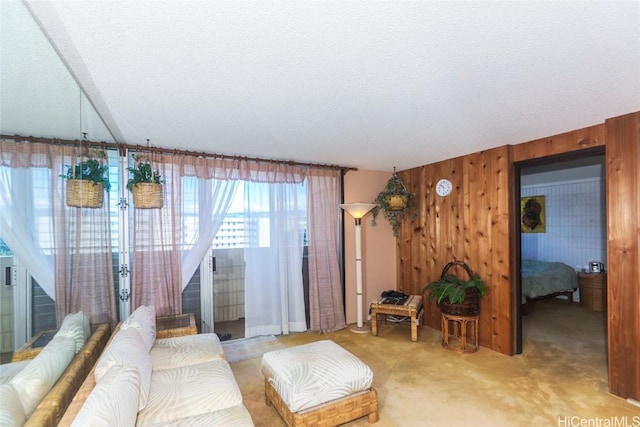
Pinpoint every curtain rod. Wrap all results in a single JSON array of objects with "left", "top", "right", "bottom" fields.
[{"left": 1, "top": 133, "right": 357, "bottom": 172}]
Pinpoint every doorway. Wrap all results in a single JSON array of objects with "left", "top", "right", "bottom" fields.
[{"left": 515, "top": 148, "right": 607, "bottom": 354}]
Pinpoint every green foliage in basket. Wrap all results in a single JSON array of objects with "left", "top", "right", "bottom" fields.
[
  {"left": 126, "top": 154, "right": 164, "bottom": 191},
  {"left": 60, "top": 151, "right": 111, "bottom": 192},
  {"left": 371, "top": 169, "right": 417, "bottom": 237},
  {"left": 422, "top": 272, "right": 487, "bottom": 305}
]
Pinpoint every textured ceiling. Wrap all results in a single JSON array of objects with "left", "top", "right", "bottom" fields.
[{"left": 21, "top": 1, "right": 640, "bottom": 171}]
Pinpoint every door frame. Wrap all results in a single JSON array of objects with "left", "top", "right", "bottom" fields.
[{"left": 513, "top": 146, "right": 605, "bottom": 354}]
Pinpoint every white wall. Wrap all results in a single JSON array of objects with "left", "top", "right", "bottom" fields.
[{"left": 521, "top": 177, "right": 606, "bottom": 274}]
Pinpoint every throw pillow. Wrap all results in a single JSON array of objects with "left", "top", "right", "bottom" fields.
[
  {"left": 121, "top": 305, "right": 156, "bottom": 352},
  {"left": 0, "top": 384, "right": 26, "bottom": 427},
  {"left": 95, "top": 327, "right": 152, "bottom": 411},
  {"left": 9, "top": 335, "right": 76, "bottom": 417},
  {"left": 71, "top": 365, "right": 140, "bottom": 427},
  {"left": 55, "top": 311, "right": 89, "bottom": 352}
]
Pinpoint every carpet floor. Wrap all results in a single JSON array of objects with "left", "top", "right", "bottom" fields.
[{"left": 231, "top": 299, "right": 638, "bottom": 426}]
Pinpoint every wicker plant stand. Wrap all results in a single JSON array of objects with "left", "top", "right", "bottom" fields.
[
  {"left": 441, "top": 313, "right": 479, "bottom": 353},
  {"left": 265, "top": 380, "right": 378, "bottom": 427}
]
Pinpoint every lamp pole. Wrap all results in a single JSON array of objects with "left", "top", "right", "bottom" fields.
[{"left": 339, "top": 203, "right": 377, "bottom": 333}]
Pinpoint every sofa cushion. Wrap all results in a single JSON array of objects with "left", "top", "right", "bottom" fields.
[
  {"left": 136, "top": 359, "right": 243, "bottom": 426},
  {"left": 0, "top": 384, "right": 26, "bottom": 427},
  {"left": 261, "top": 339, "right": 374, "bottom": 412},
  {"left": 55, "top": 311, "right": 90, "bottom": 352},
  {"left": 95, "top": 327, "right": 152, "bottom": 411},
  {"left": 141, "top": 405, "right": 255, "bottom": 427},
  {"left": 70, "top": 365, "right": 140, "bottom": 427},
  {"left": 151, "top": 333, "right": 225, "bottom": 371},
  {"left": 9, "top": 335, "right": 76, "bottom": 417},
  {"left": 121, "top": 305, "right": 156, "bottom": 352},
  {"left": 0, "top": 360, "right": 30, "bottom": 384}
]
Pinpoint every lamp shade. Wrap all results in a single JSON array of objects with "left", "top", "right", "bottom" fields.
[{"left": 339, "top": 203, "right": 377, "bottom": 219}]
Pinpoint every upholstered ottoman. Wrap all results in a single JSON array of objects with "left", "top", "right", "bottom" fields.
[{"left": 261, "top": 340, "right": 378, "bottom": 427}]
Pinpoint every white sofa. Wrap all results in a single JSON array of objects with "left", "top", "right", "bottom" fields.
[
  {"left": 59, "top": 306, "right": 254, "bottom": 426},
  {"left": 0, "top": 312, "right": 111, "bottom": 427}
]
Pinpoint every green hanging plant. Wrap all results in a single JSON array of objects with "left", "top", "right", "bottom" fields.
[
  {"left": 60, "top": 150, "right": 111, "bottom": 192},
  {"left": 371, "top": 168, "right": 417, "bottom": 237},
  {"left": 126, "top": 153, "right": 165, "bottom": 209},
  {"left": 126, "top": 154, "right": 164, "bottom": 191}
]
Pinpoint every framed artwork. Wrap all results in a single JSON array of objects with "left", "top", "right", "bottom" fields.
[{"left": 521, "top": 195, "right": 546, "bottom": 233}]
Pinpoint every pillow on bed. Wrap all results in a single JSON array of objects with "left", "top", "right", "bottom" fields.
[
  {"left": 0, "top": 384, "right": 26, "bottom": 427},
  {"left": 56, "top": 311, "right": 91, "bottom": 352},
  {"left": 121, "top": 305, "right": 156, "bottom": 352},
  {"left": 95, "top": 327, "right": 152, "bottom": 411},
  {"left": 9, "top": 335, "right": 76, "bottom": 417},
  {"left": 71, "top": 365, "right": 140, "bottom": 427}
]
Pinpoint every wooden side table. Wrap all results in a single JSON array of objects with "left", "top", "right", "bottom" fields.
[
  {"left": 370, "top": 295, "right": 423, "bottom": 342},
  {"left": 156, "top": 313, "right": 197, "bottom": 338},
  {"left": 12, "top": 329, "right": 58, "bottom": 362},
  {"left": 577, "top": 272, "right": 606, "bottom": 312}
]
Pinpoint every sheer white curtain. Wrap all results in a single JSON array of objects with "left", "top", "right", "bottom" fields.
[
  {"left": 0, "top": 140, "right": 117, "bottom": 326},
  {"left": 243, "top": 180, "right": 308, "bottom": 338},
  {"left": 0, "top": 144, "right": 55, "bottom": 298},
  {"left": 180, "top": 176, "right": 238, "bottom": 291},
  {"left": 132, "top": 152, "right": 239, "bottom": 315}
]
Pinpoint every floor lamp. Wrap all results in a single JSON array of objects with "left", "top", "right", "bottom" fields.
[{"left": 340, "top": 202, "right": 377, "bottom": 333}]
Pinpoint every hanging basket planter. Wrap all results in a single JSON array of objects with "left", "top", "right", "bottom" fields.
[
  {"left": 371, "top": 167, "right": 417, "bottom": 236},
  {"left": 66, "top": 179, "right": 105, "bottom": 208},
  {"left": 131, "top": 182, "right": 164, "bottom": 209},
  {"left": 61, "top": 153, "right": 110, "bottom": 209},
  {"left": 387, "top": 194, "right": 407, "bottom": 211},
  {"left": 127, "top": 152, "right": 165, "bottom": 209}
]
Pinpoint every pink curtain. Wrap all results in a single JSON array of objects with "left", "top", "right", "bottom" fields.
[
  {"left": 306, "top": 169, "right": 346, "bottom": 333},
  {"left": 0, "top": 140, "right": 117, "bottom": 327},
  {"left": 131, "top": 151, "right": 182, "bottom": 316},
  {"left": 52, "top": 144, "right": 117, "bottom": 327},
  {"left": 131, "top": 153, "right": 310, "bottom": 316},
  {"left": 130, "top": 151, "right": 346, "bottom": 331}
]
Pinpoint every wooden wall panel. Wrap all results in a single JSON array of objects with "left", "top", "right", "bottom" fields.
[
  {"left": 605, "top": 112, "right": 640, "bottom": 400},
  {"left": 464, "top": 151, "right": 493, "bottom": 345},
  {"left": 488, "top": 146, "right": 513, "bottom": 354},
  {"left": 396, "top": 111, "right": 640, "bottom": 398},
  {"left": 398, "top": 149, "right": 513, "bottom": 353},
  {"left": 512, "top": 124, "right": 605, "bottom": 161}
]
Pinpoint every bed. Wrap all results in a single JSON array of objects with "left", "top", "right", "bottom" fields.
[{"left": 521, "top": 259, "right": 578, "bottom": 306}]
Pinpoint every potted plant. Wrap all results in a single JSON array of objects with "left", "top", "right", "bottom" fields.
[
  {"left": 371, "top": 168, "right": 417, "bottom": 237},
  {"left": 422, "top": 261, "right": 487, "bottom": 316},
  {"left": 126, "top": 154, "right": 164, "bottom": 209},
  {"left": 61, "top": 150, "right": 110, "bottom": 208}
]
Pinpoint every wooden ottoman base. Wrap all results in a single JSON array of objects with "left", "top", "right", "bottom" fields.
[{"left": 265, "top": 378, "right": 378, "bottom": 427}]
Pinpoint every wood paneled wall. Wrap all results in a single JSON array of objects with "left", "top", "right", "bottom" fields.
[
  {"left": 397, "top": 147, "right": 514, "bottom": 354},
  {"left": 396, "top": 111, "right": 639, "bottom": 400},
  {"left": 604, "top": 112, "right": 640, "bottom": 400}
]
